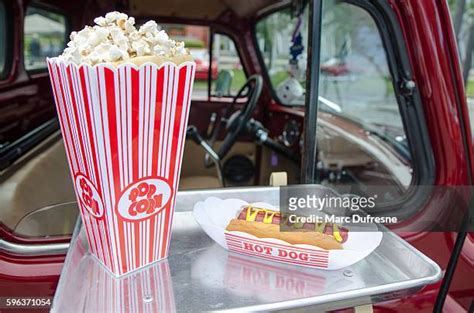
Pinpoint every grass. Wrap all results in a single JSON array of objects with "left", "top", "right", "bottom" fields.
[
  {"left": 194, "top": 69, "right": 249, "bottom": 96},
  {"left": 231, "top": 69, "right": 246, "bottom": 91},
  {"left": 194, "top": 80, "right": 208, "bottom": 91},
  {"left": 466, "top": 80, "right": 474, "bottom": 98},
  {"left": 270, "top": 71, "right": 290, "bottom": 87}
]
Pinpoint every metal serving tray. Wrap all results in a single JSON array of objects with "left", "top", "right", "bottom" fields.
[{"left": 52, "top": 187, "right": 441, "bottom": 312}]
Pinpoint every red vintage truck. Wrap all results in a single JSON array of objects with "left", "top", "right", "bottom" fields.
[{"left": 0, "top": 0, "right": 472, "bottom": 312}]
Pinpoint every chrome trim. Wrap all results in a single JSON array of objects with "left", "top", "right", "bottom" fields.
[{"left": 0, "top": 238, "right": 69, "bottom": 256}]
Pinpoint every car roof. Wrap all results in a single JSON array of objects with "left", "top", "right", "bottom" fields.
[{"left": 129, "top": 0, "right": 281, "bottom": 21}]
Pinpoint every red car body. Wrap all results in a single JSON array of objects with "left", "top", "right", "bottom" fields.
[
  {"left": 194, "top": 57, "right": 218, "bottom": 81},
  {"left": 0, "top": 0, "right": 472, "bottom": 312}
]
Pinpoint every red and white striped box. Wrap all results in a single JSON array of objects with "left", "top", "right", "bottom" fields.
[
  {"left": 225, "top": 233, "right": 330, "bottom": 269},
  {"left": 47, "top": 58, "right": 195, "bottom": 276}
]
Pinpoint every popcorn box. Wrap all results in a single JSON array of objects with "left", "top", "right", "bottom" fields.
[
  {"left": 47, "top": 57, "right": 195, "bottom": 276},
  {"left": 193, "top": 197, "right": 383, "bottom": 270}
]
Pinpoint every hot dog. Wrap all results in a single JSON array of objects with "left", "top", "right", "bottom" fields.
[{"left": 225, "top": 206, "right": 348, "bottom": 250}]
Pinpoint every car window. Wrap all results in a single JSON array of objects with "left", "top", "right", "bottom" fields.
[
  {"left": 160, "top": 24, "right": 210, "bottom": 100},
  {"left": 0, "top": 1, "right": 6, "bottom": 77},
  {"left": 160, "top": 25, "right": 247, "bottom": 100},
  {"left": 210, "top": 33, "right": 247, "bottom": 97},
  {"left": 256, "top": 1, "right": 413, "bottom": 203},
  {"left": 24, "top": 6, "right": 66, "bottom": 71},
  {"left": 256, "top": 7, "right": 309, "bottom": 98}
]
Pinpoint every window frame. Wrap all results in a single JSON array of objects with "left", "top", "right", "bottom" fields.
[
  {"left": 23, "top": 1, "right": 69, "bottom": 74},
  {"left": 253, "top": 0, "right": 435, "bottom": 219},
  {"left": 208, "top": 30, "right": 249, "bottom": 99},
  {"left": 0, "top": 0, "right": 13, "bottom": 80}
]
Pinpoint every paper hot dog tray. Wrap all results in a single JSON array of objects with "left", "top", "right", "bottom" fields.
[{"left": 193, "top": 197, "right": 383, "bottom": 270}]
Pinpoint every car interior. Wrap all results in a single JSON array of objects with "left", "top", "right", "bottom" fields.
[{"left": 0, "top": 0, "right": 413, "bottom": 238}]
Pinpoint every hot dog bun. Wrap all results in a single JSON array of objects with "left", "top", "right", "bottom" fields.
[{"left": 226, "top": 219, "right": 343, "bottom": 250}]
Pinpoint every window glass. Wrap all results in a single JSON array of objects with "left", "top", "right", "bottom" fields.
[
  {"left": 256, "top": 1, "right": 413, "bottom": 203},
  {"left": 447, "top": 1, "right": 474, "bottom": 136},
  {"left": 24, "top": 6, "right": 66, "bottom": 71},
  {"left": 210, "top": 33, "right": 247, "bottom": 97},
  {"left": 256, "top": 8, "right": 308, "bottom": 100},
  {"left": 0, "top": 1, "right": 6, "bottom": 76},
  {"left": 159, "top": 25, "right": 247, "bottom": 99},
  {"left": 161, "top": 24, "right": 210, "bottom": 100}
]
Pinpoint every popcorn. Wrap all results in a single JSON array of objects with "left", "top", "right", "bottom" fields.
[{"left": 59, "top": 11, "right": 189, "bottom": 65}]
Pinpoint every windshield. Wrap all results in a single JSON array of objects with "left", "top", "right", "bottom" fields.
[{"left": 255, "top": 1, "right": 407, "bottom": 148}]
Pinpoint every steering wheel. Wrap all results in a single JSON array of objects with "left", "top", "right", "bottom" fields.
[{"left": 205, "top": 74, "right": 263, "bottom": 167}]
